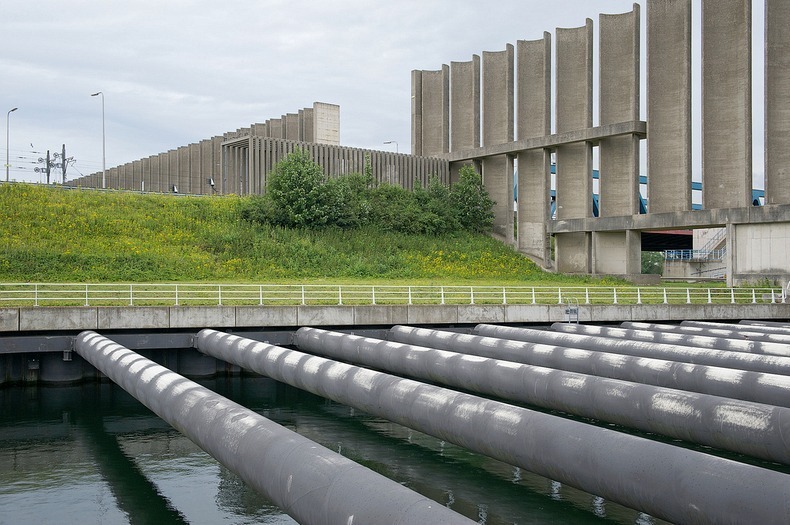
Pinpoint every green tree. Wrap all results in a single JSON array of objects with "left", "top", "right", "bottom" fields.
[
  {"left": 450, "top": 165, "right": 495, "bottom": 233},
  {"left": 266, "top": 148, "right": 332, "bottom": 228}
]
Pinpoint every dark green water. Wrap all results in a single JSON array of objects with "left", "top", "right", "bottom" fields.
[{"left": 0, "top": 377, "right": 659, "bottom": 524}]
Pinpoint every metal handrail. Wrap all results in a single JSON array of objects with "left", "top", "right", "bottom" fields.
[{"left": 0, "top": 283, "right": 785, "bottom": 307}]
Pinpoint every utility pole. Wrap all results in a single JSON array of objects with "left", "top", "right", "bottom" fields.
[{"left": 38, "top": 144, "right": 74, "bottom": 184}]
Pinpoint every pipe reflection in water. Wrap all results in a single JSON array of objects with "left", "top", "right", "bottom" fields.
[{"left": 0, "top": 377, "right": 663, "bottom": 524}]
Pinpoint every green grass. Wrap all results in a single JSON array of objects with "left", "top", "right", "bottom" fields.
[{"left": 0, "top": 184, "right": 623, "bottom": 285}]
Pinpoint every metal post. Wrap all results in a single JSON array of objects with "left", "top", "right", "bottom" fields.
[
  {"left": 6, "top": 107, "right": 18, "bottom": 182},
  {"left": 91, "top": 92, "right": 106, "bottom": 189}
]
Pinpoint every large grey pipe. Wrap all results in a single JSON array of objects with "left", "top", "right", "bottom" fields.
[
  {"left": 684, "top": 320, "right": 790, "bottom": 337},
  {"left": 741, "top": 319, "right": 790, "bottom": 330},
  {"left": 471, "top": 323, "right": 790, "bottom": 376},
  {"left": 195, "top": 328, "right": 790, "bottom": 525},
  {"left": 551, "top": 322, "right": 790, "bottom": 357},
  {"left": 622, "top": 321, "right": 790, "bottom": 346},
  {"left": 74, "top": 331, "right": 475, "bottom": 525},
  {"left": 294, "top": 327, "right": 790, "bottom": 464},
  {"left": 389, "top": 325, "right": 790, "bottom": 408}
]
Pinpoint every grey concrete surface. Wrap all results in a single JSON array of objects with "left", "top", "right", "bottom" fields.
[
  {"left": 647, "top": 0, "right": 692, "bottom": 213},
  {"left": 766, "top": 0, "right": 790, "bottom": 205},
  {"left": 702, "top": 0, "right": 752, "bottom": 210}
]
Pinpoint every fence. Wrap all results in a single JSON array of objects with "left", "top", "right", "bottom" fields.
[{"left": 0, "top": 283, "right": 786, "bottom": 308}]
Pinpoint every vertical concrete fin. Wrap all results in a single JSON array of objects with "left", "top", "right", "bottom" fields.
[
  {"left": 516, "top": 33, "right": 552, "bottom": 266},
  {"left": 482, "top": 45, "right": 515, "bottom": 242},
  {"left": 702, "top": 0, "right": 752, "bottom": 210},
  {"left": 647, "top": 0, "right": 692, "bottom": 213},
  {"left": 412, "top": 67, "right": 449, "bottom": 157},
  {"left": 599, "top": 5, "right": 641, "bottom": 218},
  {"left": 450, "top": 55, "right": 481, "bottom": 152},
  {"left": 765, "top": 0, "right": 790, "bottom": 205}
]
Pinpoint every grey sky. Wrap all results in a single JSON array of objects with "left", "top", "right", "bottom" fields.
[{"left": 1, "top": 1, "right": 765, "bottom": 188}]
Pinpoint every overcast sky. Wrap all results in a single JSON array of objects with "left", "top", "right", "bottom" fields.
[{"left": 1, "top": 1, "right": 766, "bottom": 188}]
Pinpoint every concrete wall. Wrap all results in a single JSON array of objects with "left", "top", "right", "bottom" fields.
[
  {"left": 733, "top": 222, "right": 790, "bottom": 285},
  {"left": 765, "top": 0, "right": 790, "bottom": 205},
  {"left": 482, "top": 45, "right": 515, "bottom": 242},
  {"left": 647, "top": 0, "right": 692, "bottom": 213},
  {"left": 516, "top": 34, "right": 552, "bottom": 267},
  {"left": 701, "top": 0, "right": 752, "bottom": 210}
]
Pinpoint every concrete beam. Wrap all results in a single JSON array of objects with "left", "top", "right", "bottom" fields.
[
  {"left": 445, "top": 121, "right": 646, "bottom": 162},
  {"left": 701, "top": 0, "right": 752, "bottom": 210},
  {"left": 548, "top": 202, "right": 790, "bottom": 233}
]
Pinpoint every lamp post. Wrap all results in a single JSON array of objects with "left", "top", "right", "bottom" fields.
[
  {"left": 383, "top": 140, "right": 398, "bottom": 153},
  {"left": 91, "top": 92, "right": 106, "bottom": 189},
  {"left": 6, "top": 107, "right": 17, "bottom": 183}
]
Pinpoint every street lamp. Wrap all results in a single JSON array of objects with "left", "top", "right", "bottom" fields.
[
  {"left": 6, "top": 107, "right": 17, "bottom": 183},
  {"left": 91, "top": 92, "right": 106, "bottom": 189},
  {"left": 384, "top": 140, "right": 398, "bottom": 153}
]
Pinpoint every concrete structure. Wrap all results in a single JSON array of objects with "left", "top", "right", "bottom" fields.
[
  {"left": 71, "top": 102, "right": 449, "bottom": 196},
  {"left": 516, "top": 34, "right": 552, "bottom": 267},
  {"left": 766, "top": 0, "right": 790, "bottom": 205},
  {"left": 410, "top": 1, "right": 789, "bottom": 286},
  {"left": 482, "top": 45, "right": 515, "bottom": 242},
  {"left": 702, "top": 0, "right": 752, "bottom": 209}
]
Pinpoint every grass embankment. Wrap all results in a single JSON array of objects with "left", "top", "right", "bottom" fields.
[{"left": 0, "top": 184, "right": 625, "bottom": 285}]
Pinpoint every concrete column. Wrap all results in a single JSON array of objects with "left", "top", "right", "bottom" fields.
[
  {"left": 141, "top": 157, "right": 150, "bottom": 192},
  {"left": 516, "top": 33, "right": 552, "bottom": 267},
  {"left": 702, "top": 0, "right": 752, "bottom": 210},
  {"left": 178, "top": 146, "right": 189, "bottom": 194},
  {"left": 189, "top": 143, "right": 201, "bottom": 194},
  {"left": 269, "top": 118, "right": 283, "bottom": 140},
  {"left": 765, "top": 0, "right": 790, "bottom": 205},
  {"left": 596, "top": 6, "right": 642, "bottom": 275},
  {"left": 411, "top": 70, "right": 423, "bottom": 156},
  {"left": 132, "top": 160, "right": 143, "bottom": 192},
  {"left": 284, "top": 113, "right": 300, "bottom": 141},
  {"left": 313, "top": 102, "right": 339, "bottom": 145},
  {"left": 647, "top": 0, "right": 692, "bottom": 213},
  {"left": 200, "top": 139, "right": 214, "bottom": 192},
  {"left": 151, "top": 154, "right": 161, "bottom": 193},
  {"left": 482, "top": 45, "right": 514, "bottom": 242},
  {"left": 412, "top": 66, "right": 449, "bottom": 158},
  {"left": 302, "top": 107, "right": 315, "bottom": 143},
  {"left": 449, "top": 55, "right": 480, "bottom": 183},
  {"left": 555, "top": 20, "right": 593, "bottom": 273}
]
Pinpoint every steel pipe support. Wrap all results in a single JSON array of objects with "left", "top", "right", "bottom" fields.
[
  {"left": 389, "top": 325, "right": 790, "bottom": 408},
  {"left": 197, "top": 328, "right": 790, "bottom": 525},
  {"left": 294, "top": 327, "right": 790, "bottom": 464},
  {"left": 74, "top": 331, "right": 474, "bottom": 525}
]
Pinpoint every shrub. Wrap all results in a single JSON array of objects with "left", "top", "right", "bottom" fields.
[
  {"left": 266, "top": 148, "right": 333, "bottom": 227},
  {"left": 450, "top": 165, "right": 495, "bottom": 233}
]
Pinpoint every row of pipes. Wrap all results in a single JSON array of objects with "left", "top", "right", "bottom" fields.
[{"left": 74, "top": 318, "right": 790, "bottom": 524}]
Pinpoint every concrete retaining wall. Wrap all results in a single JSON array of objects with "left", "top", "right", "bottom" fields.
[{"left": 1, "top": 304, "right": 789, "bottom": 334}]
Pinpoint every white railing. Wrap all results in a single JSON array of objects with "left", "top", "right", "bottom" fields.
[{"left": 0, "top": 283, "right": 786, "bottom": 307}]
